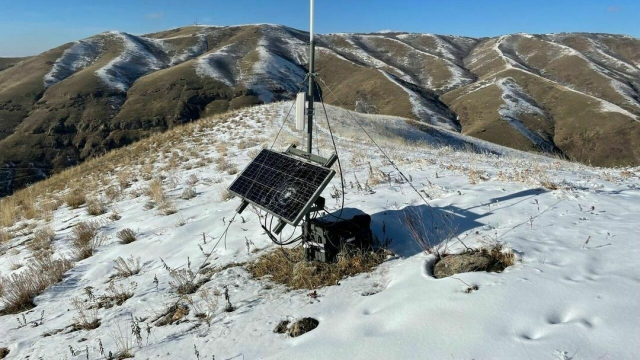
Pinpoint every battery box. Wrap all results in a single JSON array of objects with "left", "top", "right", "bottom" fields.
[{"left": 303, "top": 214, "right": 373, "bottom": 263}]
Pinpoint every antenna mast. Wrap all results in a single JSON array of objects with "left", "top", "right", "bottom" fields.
[
  {"left": 307, "top": 0, "right": 315, "bottom": 155},
  {"left": 303, "top": 0, "right": 316, "bottom": 237}
]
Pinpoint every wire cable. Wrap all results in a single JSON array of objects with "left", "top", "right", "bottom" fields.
[{"left": 315, "top": 79, "right": 346, "bottom": 223}]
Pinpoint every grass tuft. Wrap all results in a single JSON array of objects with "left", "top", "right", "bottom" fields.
[
  {"left": 246, "top": 247, "right": 389, "bottom": 290},
  {"left": 71, "top": 221, "right": 102, "bottom": 259},
  {"left": 0, "top": 254, "right": 73, "bottom": 314},
  {"left": 116, "top": 228, "right": 136, "bottom": 244},
  {"left": 65, "top": 189, "right": 86, "bottom": 209}
]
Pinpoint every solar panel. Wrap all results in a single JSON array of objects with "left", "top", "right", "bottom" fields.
[{"left": 228, "top": 149, "right": 335, "bottom": 225}]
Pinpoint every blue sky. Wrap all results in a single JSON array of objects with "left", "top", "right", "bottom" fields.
[{"left": 1, "top": 0, "right": 638, "bottom": 57}]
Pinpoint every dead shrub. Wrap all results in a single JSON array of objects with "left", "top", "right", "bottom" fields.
[
  {"left": 478, "top": 243, "right": 515, "bottom": 270},
  {"left": 28, "top": 227, "right": 55, "bottom": 254},
  {"left": 86, "top": 197, "right": 106, "bottom": 216},
  {"left": 0, "top": 254, "right": 73, "bottom": 314},
  {"left": 65, "top": 189, "right": 86, "bottom": 209},
  {"left": 186, "top": 174, "right": 198, "bottom": 186},
  {"left": 181, "top": 186, "right": 196, "bottom": 200},
  {"left": 71, "top": 221, "right": 103, "bottom": 259},
  {"left": 403, "top": 207, "right": 451, "bottom": 258},
  {"left": 162, "top": 259, "right": 207, "bottom": 295},
  {"left": 185, "top": 287, "right": 218, "bottom": 327},
  {"left": 215, "top": 158, "right": 238, "bottom": 175},
  {"left": 97, "top": 281, "right": 136, "bottom": 308},
  {"left": 104, "top": 185, "right": 121, "bottom": 203},
  {"left": 71, "top": 297, "right": 100, "bottom": 330},
  {"left": 113, "top": 256, "right": 141, "bottom": 278},
  {"left": 155, "top": 303, "right": 190, "bottom": 326},
  {"left": 158, "top": 201, "right": 177, "bottom": 215},
  {"left": 109, "top": 210, "right": 122, "bottom": 221},
  {"left": 246, "top": 247, "right": 389, "bottom": 290},
  {"left": 0, "top": 230, "right": 12, "bottom": 244},
  {"left": 147, "top": 178, "right": 165, "bottom": 204},
  {"left": 0, "top": 198, "right": 16, "bottom": 228},
  {"left": 540, "top": 178, "right": 560, "bottom": 190},
  {"left": 218, "top": 188, "right": 233, "bottom": 202},
  {"left": 116, "top": 228, "right": 136, "bottom": 244}
]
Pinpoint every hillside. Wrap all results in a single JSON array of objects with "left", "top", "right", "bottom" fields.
[
  {"left": 0, "top": 103, "right": 639, "bottom": 358},
  {"left": 1, "top": 25, "right": 640, "bottom": 196}
]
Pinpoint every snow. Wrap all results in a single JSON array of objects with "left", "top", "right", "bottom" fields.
[
  {"left": 195, "top": 45, "right": 236, "bottom": 87},
  {"left": 379, "top": 70, "right": 460, "bottom": 131},
  {"left": 496, "top": 78, "right": 552, "bottom": 150},
  {"left": 245, "top": 38, "right": 307, "bottom": 102},
  {"left": 2, "top": 102, "right": 639, "bottom": 359},
  {"left": 168, "top": 34, "right": 209, "bottom": 66},
  {"left": 43, "top": 38, "right": 104, "bottom": 87},
  {"left": 95, "top": 32, "right": 167, "bottom": 92}
]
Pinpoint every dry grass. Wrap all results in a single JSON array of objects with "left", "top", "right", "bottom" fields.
[
  {"left": 116, "top": 228, "right": 136, "bottom": 244},
  {"left": 0, "top": 198, "right": 16, "bottom": 228},
  {"left": 28, "top": 226, "right": 55, "bottom": 254},
  {"left": 147, "top": 178, "right": 165, "bottom": 204},
  {"left": 86, "top": 197, "right": 106, "bottom": 216},
  {"left": 180, "top": 186, "right": 196, "bottom": 200},
  {"left": 0, "top": 229, "right": 12, "bottom": 244},
  {"left": 477, "top": 243, "right": 516, "bottom": 271},
  {"left": 98, "top": 281, "right": 136, "bottom": 308},
  {"left": 71, "top": 221, "right": 103, "bottom": 259},
  {"left": 0, "top": 254, "right": 73, "bottom": 314},
  {"left": 218, "top": 188, "right": 233, "bottom": 202},
  {"left": 113, "top": 256, "right": 141, "bottom": 278},
  {"left": 64, "top": 188, "right": 86, "bottom": 209},
  {"left": 246, "top": 247, "right": 389, "bottom": 290},
  {"left": 71, "top": 297, "right": 100, "bottom": 330},
  {"left": 186, "top": 174, "right": 198, "bottom": 186},
  {"left": 215, "top": 157, "right": 238, "bottom": 175},
  {"left": 158, "top": 201, "right": 177, "bottom": 215}
]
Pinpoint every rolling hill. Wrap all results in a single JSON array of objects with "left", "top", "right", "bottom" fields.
[{"left": 1, "top": 25, "right": 639, "bottom": 195}]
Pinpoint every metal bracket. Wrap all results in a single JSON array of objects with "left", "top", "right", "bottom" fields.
[
  {"left": 285, "top": 144, "right": 335, "bottom": 167},
  {"left": 273, "top": 220, "right": 287, "bottom": 235},
  {"left": 309, "top": 196, "right": 325, "bottom": 213},
  {"left": 236, "top": 200, "right": 249, "bottom": 214}
]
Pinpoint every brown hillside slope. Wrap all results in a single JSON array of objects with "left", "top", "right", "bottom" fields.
[{"left": 0, "top": 26, "right": 639, "bottom": 196}]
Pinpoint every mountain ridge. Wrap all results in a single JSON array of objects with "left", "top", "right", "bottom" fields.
[{"left": 1, "top": 24, "right": 639, "bottom": 195}]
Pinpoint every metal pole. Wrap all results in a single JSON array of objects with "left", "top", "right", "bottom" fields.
[
  {"left": 307, "top": 0, "right": 315, "bottom": 155},
  {"left": 304, "top": 0, "right": 315, "bottom": 244}
]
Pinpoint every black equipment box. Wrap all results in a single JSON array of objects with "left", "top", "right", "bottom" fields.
[{"left": 304, "top": 214, "right": 373, "bottom": 263}]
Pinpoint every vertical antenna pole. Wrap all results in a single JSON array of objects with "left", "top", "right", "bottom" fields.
[
  {"left": 304, "top": 0, "right": 316, "bottom": 245},
  {"left": 307, "top": 0, "right": 315, "bottom": 155}
]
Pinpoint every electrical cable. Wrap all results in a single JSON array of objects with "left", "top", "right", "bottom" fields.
[{"left": 315, "top": 79, "right": 346, "bottom": 224}]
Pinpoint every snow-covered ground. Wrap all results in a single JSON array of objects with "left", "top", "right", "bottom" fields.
[{"left": 1, "top": 103, "right": 639, "bottom": 359}]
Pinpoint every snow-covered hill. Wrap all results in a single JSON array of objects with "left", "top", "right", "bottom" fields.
[{"left": 1, "top": 103, "right": 639, "bottom": 359}]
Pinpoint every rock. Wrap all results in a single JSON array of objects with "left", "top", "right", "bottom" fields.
[
  {"left": 273, "top": 320, "right": 290, "bottom": 334},
  {"left": 288, "top": 317, "right": 319, "bottom": 337},
  {"left": 0, "top": 347, "right": 9, "bottom": 359},
  {"left": 433, "top": 252, "right": 491, "bottom": 279}
]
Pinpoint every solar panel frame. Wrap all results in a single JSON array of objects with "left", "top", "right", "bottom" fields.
[{"left": 228, "top": 149, "right": 335, "bottom": 226}]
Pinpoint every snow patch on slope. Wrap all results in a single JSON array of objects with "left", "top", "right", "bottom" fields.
[
  {"left": 379, "top": 70, "right": 459, "bottom": 131},
  {"left": 169, "top": 34, "right": 209, "bottom": 65},
  {"left": 497, "top": 78, "right": 556, "bottom": 151},
  {"left": 245, "top": 39, "right": 307, "bottom": 103},
  {"left": 195, "top": 45, "right": 236, "bottom": 87},
  {"left": 43, "top": 38, "right": 104, "bottom": 87},
  {"left": 95, "top": 32, "right": 168, "bottom": 92}
]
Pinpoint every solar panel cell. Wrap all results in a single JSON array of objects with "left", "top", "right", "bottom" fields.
[{"left": 228, "top": 149, "right": 335, "bottom": 225}]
